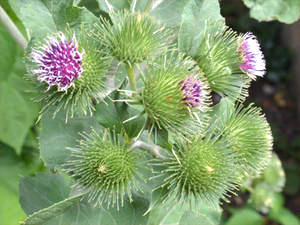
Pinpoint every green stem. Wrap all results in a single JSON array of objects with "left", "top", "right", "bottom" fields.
[
  {"left": 125, "top": 63, "right": 137, "bottom": 92},
  {"left": 0, "top": 6, "right": 27, "bottom": 50}
]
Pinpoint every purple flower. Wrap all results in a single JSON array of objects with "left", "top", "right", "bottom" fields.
[
  {"left": 179, "top": 77, "right": 203, "bottom": 107},
  {"left": 32, "top": 33, "right": 84, "bottom": 92},
  {"left": 239, "top": 32, "right": 266, "bottom": 78}
]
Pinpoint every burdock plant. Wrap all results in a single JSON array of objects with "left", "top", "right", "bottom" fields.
[{"left": 18, "top": 1, "right": 275, "bottom": 224}]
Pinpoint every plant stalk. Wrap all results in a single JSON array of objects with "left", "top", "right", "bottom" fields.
[
  {"left": 0, "top": 6, "right": 27, "bottom": 50},
  {"left": 125, "top": 63, "right": 137, "bottom": 92},
  {"left": 131, "top": 140, "right": 166, "bottom": 159}
]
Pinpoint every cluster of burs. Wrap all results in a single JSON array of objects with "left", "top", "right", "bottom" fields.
[{"left": 28, "top": 9, "right": 272, "bottom": 211}]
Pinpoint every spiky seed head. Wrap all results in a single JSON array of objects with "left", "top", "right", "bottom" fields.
[
  {"left": 196, "top": 23, "right": 250, "bottom": 101},
  {"left": 94, "top": 9, "right": 171, "bottom": 65},
  {"left": 31, "top": 33, "right": 84, "bottom": 91},
  {"left": 140, "top": 52, "right": 211, "bottom": 136},
  {"left": 223, "top": 105, "right": 273, "bottom": 175},
  {"left": 29, "top": 27, "right": 112, "bottom": 119},
  {"left": 64, "top": 129, "right": 140, "bottom": 210},
  {"left": 153, "top": 137, "right": 238, "bottom": 209},
  {"left": 239, "top": 32, "right": 266, "bottom": 79}
]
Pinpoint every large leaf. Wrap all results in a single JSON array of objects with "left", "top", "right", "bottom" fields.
[
  {"left": 19, "top": 173, "right": 71, "bottom": 216},
  {"left": 0, "top": 143, "right": 36, "bottom": 225},
  {"left": 8, "top": 0, "right": 99, "bottom": 39},
  {"left": 40, "top": 107, "right": 102, "bottom": 169},
  {"left": 20, "top": 173, "right": 150, "bottom": 225},
  {"left": 0, "top": 24, "right": 40, "bottom": 153},
  {"left": 145, "top": 187, "right": 222, "bottom": 225},
  {"left": 242, "top": 0, "right": 300, "bottom": 24},
  {"left": 97, "top": 0, "right": 152, "bottom": 13},
  {"left": 178, "top": 0, "right": 224, "bottom": 56},
  {"left": 225, "top": 208, "right": 264, "bottom": 225}
]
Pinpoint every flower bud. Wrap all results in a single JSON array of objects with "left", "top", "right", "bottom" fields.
[
  {"left": 64, "top": 129, "right": 140, "bottom": 210},
  {"left": 196, "top": 23, "right": 250, "bottom": 101},
  {"left": 153, "top": 137, "right": 237, "bottom": 208},
  {"left": 223, "top": 105, "right": 273, "bottom": 175},
  {"left": 94, "top": 10, "right": 171, "bottom": 65},
  {"left": 140, "top": 52, "right": 211, "bottom": 136}
]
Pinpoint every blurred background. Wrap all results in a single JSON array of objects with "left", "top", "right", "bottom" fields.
[
  {"left": 221, "top": 0, "right": 300, "bottom": 224},
  {"left": 0, "top": 0, "right": 299, "bottom": 224}
]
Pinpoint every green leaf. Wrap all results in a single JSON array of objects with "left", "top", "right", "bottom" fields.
[
  {"left": 0, "top": 143, "right": 34, "bottom": 225},
  {"left": 0, "top": 23, "right": 39, "bottom": 154},
  {"left": 20, "top": 173, "right": 149, "bottom": 225},
  {"left": 97, "top": 0, "right": 149, "bottom": 13},
  {"left": 178, "top": 0, "right": 224, "bottom": 56},
  {"left": 180, "top": 207, "right": 222, "bottom": 225},
  {"left": 242, "top": 0, "right": 300, "bottom": 24},
  {"left": 225, "top": 208, "right": 264, "bottom": 225},
  {"left": 146, "top": 187, "right": 222, "bottom": 225},
  {"left": 147, "top": 203, "right": 185, "bottom": 225},
  {"left": 0, "top": 68, "right": 40, "bottom": 153},
  {"left": 20, "top": 173, "right": 71, "bottom": 216},
  {"left": 9, "top": 0, "right": 98, "bottom": 39},
  {"left": 95, "top": 92, "right": 145, "bottom": 138},
  {"left": 40, "top": 107, "right": 102, "bottom": 169},
  {"left": 270, "top": 208, "right": 300, "bottom": 225},
  {"left": 24, "top": 193, "right": 84, "bottom": 225},
  {"left": 149, "top": 0, "right": 190, "bottom": 27},
  {"left": 98, "top": 0, "right": 131, "bottom": 12}
]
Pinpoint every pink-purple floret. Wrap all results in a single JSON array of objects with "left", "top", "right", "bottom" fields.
[
  {"left": 32, "top": 33, "right": 84, "bottom": 92},
  {"left": 239, "top": 32, "right": 266, "bottom": 78},
  {"left": 179, "top": 77, "right": 203, "bottom": 107}
]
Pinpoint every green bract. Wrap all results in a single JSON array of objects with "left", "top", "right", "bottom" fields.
[
  {"left": 93, "top": 9, "right": 171, "bottom": 65},
  {"left": 139, "top": 51, "right": 211, "bottom": 137},
  {"left": 196, "top": 23, "right": 250, "bottom": 101},
  {"left": 64, "top": 129, "right": 140, "bottom": 210}
]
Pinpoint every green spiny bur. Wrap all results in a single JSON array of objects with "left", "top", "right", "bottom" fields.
[
  {"left": 93, "top": 9, "right": 172, "bottom": 65},
  {"left": 152, "top": 136, "right": 238, "bottom": 209},
  {"left": 64, "top": 129, "right": 140, "bottom": 210},
  {"left": 223, "top": 104, "right": 273, "bottom": 175},
  {"left": 196, "top": 22, "right": 250, "bottom": 101},
  {"left": 140, "top": 51, "right": 212, "bottom": 137}
]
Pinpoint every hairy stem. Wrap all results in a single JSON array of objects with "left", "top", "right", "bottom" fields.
[
  {"left": 0, "top": 6, "right": 27, "bottom": 50},
  {"left": 130, "top": 140, "right": 166, "bottom": 159},
  {"left": 125, "top": 63, "right": 137, "bottom": 92}
]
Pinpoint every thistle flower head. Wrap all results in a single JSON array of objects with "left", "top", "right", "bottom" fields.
[
  {"left": 179, "top": 77, "right": 204, "bottom": 107},
  {"left": 28, "top": 27, "right": 112, "bottom": 119},
  {"left": 196, "top": 23, "right": 250, "bottom": 101},
  {"left": 152, "top": 137, "right": 237, "bottom": 209},
  {"left": 32, "top": 33, "right": 84, "bottom": 92},
  {"left": 239, "top": 32, "right": 266, "bottom": 79},
  {"left": 64, "top": 129, "right": 140, "bottom": 210},
  {"left": 140, "top": 52, "right": 211, "bottom": 137}
]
